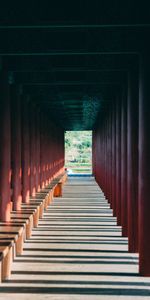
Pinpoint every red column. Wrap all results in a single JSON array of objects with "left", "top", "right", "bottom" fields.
[
  {"left": 61, "top": 129, "right": 65, "bottom": 173},
  {"left": 115, "top": 97, "right": 121, "bottom": 225},
  {"left": 48, "top": 121, "right": 52, "bottom": 183},
  {"left": 102, "top": 125, "right": 105, "bottom": 192},
  {"left": 127, "top": 70, "right": 139, "bottom": 252},
  {"left": 104, "top": 121, "right": 107, "bottom": 196},
  {"left": 22, "top": 96, "right": 30, "bottom": 203},
  {"left": 53, "top": 127, "right": 56, "bottom": 179},
  {"left": 36, "top": 109, "right": 41, "bottom": 192},
  {"left": 107, "top": 117, "right": 111, "bottom": 202},
  {"left": 139, "top": 53, "right": 150, "bottom": 276},
  {"left": 50, "top": 124, "right": 54, "bottom": 181},
  {"left": 45, "top": 117, "right": 49, "bottom": 186},
  {"left": 92, "top": 131, "right": 95, "bottom": 176},
  {"left": 30, "top": 105, "right": 36, "bottom": 197},
  {"left": 108, "top": 110, "right": 112, "bottom": 205},
  {"left": 40, "top": 112, "right": 46, "bottom": 189},
  {"left": 121, "top": 88, "right": 128, "bottom": 236},
  {"left": 104, "top": 120, "right": 108, "bottom": 199},
  {"left": 112, "top": 102, "right": 116, "bottom": 215},
  {"left": 11, "top": 85, "right": 22, "bottom": 210},
  {"left": 0, "top": 70, "right": 11, "bottom": 221}
]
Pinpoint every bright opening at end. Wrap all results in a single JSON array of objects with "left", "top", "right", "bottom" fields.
[{"left": 65, "top": 131, "right": 92, "bottom": 175}]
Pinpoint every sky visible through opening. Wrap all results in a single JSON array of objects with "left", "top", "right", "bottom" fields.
[{"left": 65, "top": 131, "right": 92, "bottom": 174}]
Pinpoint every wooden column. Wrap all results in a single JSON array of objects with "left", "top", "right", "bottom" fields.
[
  {"left": 45, "top": 117, "right": 49, "bottom": 186},
  {"left": 121, "top": 88, "right": 128, "bottom": 236},
  {"left": 40, "top": 113, "right": 46, "bottom": 189},
  {"left": 101, "top": 125, "right": 105, "bottom": 191},
  {"left": 92, "top": 131, "right": 95, "bottom": 176},
  {"left": 22, "top": 96, "right": 30, "bottom": 203},
  {"left": 104, "top": 121, "right": 107, "bottom": 196},
  {"left": 115, "top": 97, "right": 121, "bottom": 225},
  {"left": 107, "top": 117, "right": 110, "bottom": 200},
  {"left": 108, "top": 110, "right": 112, "bottom": 205},
  {"left": 48, "top": 121, "right": 52, "bottom": 183},
  {"left": 104, "top": 119, "right": 108, "bottom": 200},
  {"left": 127, "top": 70, "right": 139, "bottom": 253},
  {"left": 139, "top": 53, "right": 150, "bottom": 275},
  {"left": 36, "top": 109, "right": 41, "bottom": 192},
  {"left": 30, "top": 105, "right": 36, "bottom": 197},
  {"left": 111, "top": 102, "right": 116, "bottom": 215},
  {"left": 0, "top": 70, "right": 11, "bottom": 221},
  {"left": 11, "top": 85, "right": 22, "bottom": 211}
]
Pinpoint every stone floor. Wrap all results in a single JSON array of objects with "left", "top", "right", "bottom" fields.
[{"left": 0, "top": 176, "right": 150, "bottom": 299}]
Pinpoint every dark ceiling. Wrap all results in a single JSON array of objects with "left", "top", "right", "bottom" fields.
[{"left": 0, "top": 2, "right": 149, "bottom": 130}]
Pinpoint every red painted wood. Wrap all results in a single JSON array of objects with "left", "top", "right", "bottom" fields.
[
  {"left": 121, "top": 88, "right": 128, "bottom": 237},
  {"left": 105, "top": 113, "right": 111, "bottom": 203},
  {"left": 104, "top": 121, "right": 108, "bottom": 199},
  {"left": 11, "top": 85, "right": 22, "bottom": 211},
  {"left": 40, "top": 113, "right": 46, "bottom": 188},
  {"left": 92, "top": 131, "right": 96, "bottom": 176},
  {"left": 22, "top": 96, "right": 30, "bottom": 203},
  {"left": 127, "top": 70, "right": 139, "bottom": 253},
  {"left": 108, "top": 109, "right": 113, "bottom": 205},
  {"left": 107, "top": 117, "right": 111, "bottom": 202},
  {"left": 139, "top": 53, "right": 150, "bottom": 276},
  {"left": 36, "top": 110, "right": 41, "bottom": 192},
  {"left": 111, "top": 103, "right": 116, "bottom": 215},
  {"left": 115, "top": 98, "right": 121, "bottom": 226},
  {"left": 30, "top": 105, "right": 36, "bottom": 197},
  {"left": 109, "top": 110, "right": 113, "bottom": 206},
  {"left": 0, "top": 70, "right": 11, "bottom": 221},
  {"left": 45, "top": 117, "right": 49, "bottom": 186}
]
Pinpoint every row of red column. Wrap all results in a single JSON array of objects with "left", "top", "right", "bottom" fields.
[
  {"left": 93, "top": 53, "right": 150, "bottom": 276},
  {"left": 0, "top": 69, "right": 65, "bottom": 223}
]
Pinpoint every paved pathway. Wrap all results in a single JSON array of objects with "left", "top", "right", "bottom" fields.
[{"left": 0, "top": 176, "right": 150, "bottom": 299}]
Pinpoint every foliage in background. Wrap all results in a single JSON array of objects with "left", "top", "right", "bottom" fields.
[{"left": 65, "top": 131, "right": 92, "bottom": 173}]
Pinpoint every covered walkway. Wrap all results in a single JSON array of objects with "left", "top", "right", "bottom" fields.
[
  {"left": 0, "top": 2, "right": 150, "bottom": 298},
  {"left": 1, "top": 177, "right": 150, "bottom": 299}
]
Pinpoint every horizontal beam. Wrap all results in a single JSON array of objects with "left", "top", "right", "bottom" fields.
[
  {"left": 0, "top": 24, "right": 150, "bottom": 29},
  {"left": 4, "top": 54, "right": 138, "bottom": 72},
  {"left": 0, "top": 51, "right": 137, "bottom": 56},
  {"left": 24, "top": 84, "right": 118, "bottom": 96},
  {"left": 13, "top": 68, "right": 127, "bottom": 73},
  {"left": 41, "top": 101, "right": 84, "bottom": 106},
  {"left": 34, "top": 96, "right": 107, "bottom": 104},
  {"left": 23, "top": 81, "right": 120, "bottom": 86},
  {"left": 0, "top": 26, "right": 148, "bottom": 55},
  {"left": 15, "top": 72, "right": 126, "bottom": 85}
]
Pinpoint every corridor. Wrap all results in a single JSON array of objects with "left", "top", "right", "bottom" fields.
[{"left": 0, "top": 177, "right": 150, "bottom": 299}]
